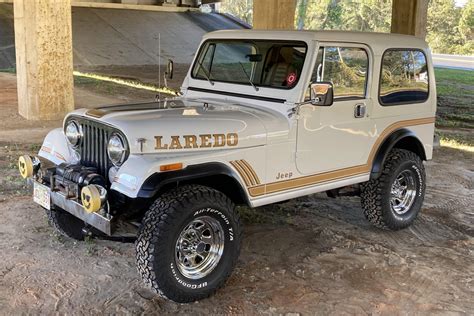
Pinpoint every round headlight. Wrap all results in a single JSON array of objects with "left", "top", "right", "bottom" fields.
[
  {"left": 65, "top": 121, "right": 81, "bottom": 147},
  {"left": 107, "top": 134, "right": 128, "bottom": 167}
]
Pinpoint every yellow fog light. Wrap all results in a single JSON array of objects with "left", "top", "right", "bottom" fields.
[
  {"left": 18, "top": 155, "right": 34, "bottom": 179},
  {"left": 81, "top": 185, "right": 106, "bottom": 213}
]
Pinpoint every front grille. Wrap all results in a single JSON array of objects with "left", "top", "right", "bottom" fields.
[{"left": 78, "top": 120, "right": 112, "bottom": 178}]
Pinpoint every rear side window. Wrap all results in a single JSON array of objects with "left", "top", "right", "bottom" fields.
[{"left": 379, "top": 49, "right": 429, "bottom": 105}]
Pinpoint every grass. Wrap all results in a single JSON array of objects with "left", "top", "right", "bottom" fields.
[
  {"left": 434, "top": 67, "right": 474, "bottom": 86},
  {"left": 0, "top": 67, "right": 15, "bottom": 74},
  {"left": 434, "top": 68, "right": 474, "bottom": 130},
  {"left": 434, "top": 68, "right": 473, "bottom": 150},
  {"left": 0, "top": 142, "right": 37, "bottom": 198},
  {"left": 84, "top": 236, "right": 97, "bottom": 256}
]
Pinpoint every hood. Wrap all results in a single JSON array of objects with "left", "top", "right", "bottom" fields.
[{"left": 69, "top": 98, "right": 289, "bottom": 154}]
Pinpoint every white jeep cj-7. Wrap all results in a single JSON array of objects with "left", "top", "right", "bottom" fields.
[{"left": 19, "top": 30, "right": 436, "bottom": 302}]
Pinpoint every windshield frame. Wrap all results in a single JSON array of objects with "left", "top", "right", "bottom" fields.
[{"left": 190, "top": 39, "right": 309, "bottom": 91}]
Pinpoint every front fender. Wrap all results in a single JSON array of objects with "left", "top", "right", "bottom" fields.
[
  {"left": 110, "top": 155, "right": 249, "bottom": 203},
  {"left": 110, "top": 154, "right": 161, "bottom": 198},
  {"left": 137, "top": 162, "right": 247, "bottom": 200},
  {"left": 38, "top": 128, "right": 80, "bottom": 165}
]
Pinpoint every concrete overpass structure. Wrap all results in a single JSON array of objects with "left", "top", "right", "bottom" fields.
[{"left": 6, "top": 0, "right": 429, "bottom": 120}]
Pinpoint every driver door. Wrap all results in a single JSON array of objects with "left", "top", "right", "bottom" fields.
[{"left": 296, "top": 43, "right": 375, "bottom": 175}]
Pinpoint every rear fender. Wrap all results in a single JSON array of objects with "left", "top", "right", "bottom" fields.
[{"left": 371, "top": 128, "right": 426, "bottom": 179}]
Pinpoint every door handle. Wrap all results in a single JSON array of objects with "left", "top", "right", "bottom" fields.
[{"left": 354, "top": 104, "right": 366, "bottom": 118}]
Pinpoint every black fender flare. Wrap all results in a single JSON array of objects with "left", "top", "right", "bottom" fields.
[
  {"left": 370, "top": 128, "right": 426, "bottom": 179},
  {"left": 137, "top": 162, "right": 251, "bottom": 205}
]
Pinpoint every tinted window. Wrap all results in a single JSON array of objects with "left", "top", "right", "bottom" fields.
[
  {"left": 310, "top": 46, "right": 368, "bottom": 99},
  {"left": 379, "top": 49, "right": 429, "bottom": 105},
  {"left": 192, "top": 40, "right": 307, "bottom": 89}
]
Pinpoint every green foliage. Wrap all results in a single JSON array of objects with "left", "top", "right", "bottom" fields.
[
  {"left": 459, "top": 0, "right": 474, "bottom": 40},
  {"left": 457, "top": 0, "right": 474, "bottom": 54},
  {"left": 427, "top": 0, "right": 467, "bottom": 54},
  {"left": 219, "top": 0, "right": 253, "bottom": 24}
]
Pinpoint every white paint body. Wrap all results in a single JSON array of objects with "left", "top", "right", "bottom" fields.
[{"left": 40, "top": 30, "right": 437, "bottom": 207}]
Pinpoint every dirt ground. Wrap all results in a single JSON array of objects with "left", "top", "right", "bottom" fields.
[{"left": 0, "top": 72, "right": 473, "bottom": 315}]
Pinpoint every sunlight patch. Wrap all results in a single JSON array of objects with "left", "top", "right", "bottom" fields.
[
  {"left": 440, "top": 138, "right": 474, "bottom": 152},
  {"left": 73, "top": 71, "right": 176, "bottom": 95}
]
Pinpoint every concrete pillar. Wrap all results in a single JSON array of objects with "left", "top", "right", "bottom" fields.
[
  {"left": 253, "top": 0, "right": 297, "bottom": 30},
  {"left": 14, "top": 0, "right": 74, "bottom": 120},
  {"left": 391, "top": 0, "right": 429, "bottom": 38}
]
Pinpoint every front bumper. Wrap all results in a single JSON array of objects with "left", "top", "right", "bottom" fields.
[
  {"left": 29, "top": 178, "right": 113, "bottom": 235},
  {"left": 21, "top": 152, "right": 115, "bottom": 235}
]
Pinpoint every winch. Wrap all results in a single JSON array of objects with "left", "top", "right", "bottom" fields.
[{"left": 55, "top": 163, "right": 106, "bottom": 188}]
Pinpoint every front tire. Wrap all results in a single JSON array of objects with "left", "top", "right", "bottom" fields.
[
  {"left": 361, "top": 149, "right": 426, "bottom": 230},
  {"left": 46, "top": 207, "right": 86, "bottom": 240},
  {"left": 135, "top": 185, "right": 242, "bottom": 303}
]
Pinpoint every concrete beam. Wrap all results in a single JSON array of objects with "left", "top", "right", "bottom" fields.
[
  {"left": 391, "top": 0, "right": 429, "bottom": 38},
  {"left": 14, "top": 0, "right": 74, "bottom": 120},
  {"left": 0, "top": 0, "right": 201, "bottom": 11},
  {"left": 72, "top": 2, "right": 198, "bottom": 12},
  {"left": 253, "top": 0, "right": 296, "bottom": 30}
]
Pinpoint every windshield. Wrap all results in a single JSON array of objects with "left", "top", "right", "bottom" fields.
[{"left": 191, "top": 40, "right": 307, "bottom": 89}]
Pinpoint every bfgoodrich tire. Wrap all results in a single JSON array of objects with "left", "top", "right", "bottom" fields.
[
  {"left": 361, "top": 149, "right": 426, "bottom": 230},
  {"left": 46, "top": 207, "right": 86, "bottom": 240},
  {"left": 135, "top": 185, "right": 242, "bottom": 303}
]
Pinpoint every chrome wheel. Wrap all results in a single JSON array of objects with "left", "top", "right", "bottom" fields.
[
  {"left": 175, "top": 215, "right": 224, "bottom": 279},
  {"left": 390, "top": 170, "right": 417, "bottom": 215}
]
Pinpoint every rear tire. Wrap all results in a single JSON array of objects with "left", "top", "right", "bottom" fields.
[
  {"left": 135, "top": 185, "right": 242, "bottom": 303},
  {"left": 361, "top": 149, "right": 426, "bottom": 230},
  {"left": 46, "top": 208, "right": 86, "bottom": 240}
]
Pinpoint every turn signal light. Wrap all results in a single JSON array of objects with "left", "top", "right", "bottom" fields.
[{"left": 160, "top": 163, "right": 183, "bottom": 172}]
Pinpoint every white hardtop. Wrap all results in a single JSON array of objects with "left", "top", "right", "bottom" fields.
[
  {"left": 203, "top": 30, "right": 430, "bottom": 54},
  {"left": 184, "top": 29, "right": 432, "bottom": 116}
]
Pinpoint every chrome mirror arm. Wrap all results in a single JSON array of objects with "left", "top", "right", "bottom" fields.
[{"left": 286, "top": 100, "right": 312, "bottom": 118}]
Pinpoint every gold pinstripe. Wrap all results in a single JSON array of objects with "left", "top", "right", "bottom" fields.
[
  {"left": 230, "top": 161, "right": 252, "bottom": 187},
  {"left": 240, "top": 159, "right": 261, "bottom": 185},
  {"left": 247, "top": 117, "right": 435, "bottom": 197},
  {"left": 230, "top": 160, "right": 261, "bottom": 187},
  {"left": 237, "top": 160, "right": 256, "bottom": 185}
]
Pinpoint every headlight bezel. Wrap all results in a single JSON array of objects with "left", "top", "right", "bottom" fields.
[
  {"left": 107, "top": 132, "right": 129, "bottom": 167},
  {"left": 65, "top": 120, "right": 82, "bottom": 147}
]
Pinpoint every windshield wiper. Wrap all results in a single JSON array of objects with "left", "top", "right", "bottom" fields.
[
  {"left": 239, "top": 62, "right": 259, "bottom": 92},
  {"left": 197, "top": 61, "right": 214, "bottom": 86}
]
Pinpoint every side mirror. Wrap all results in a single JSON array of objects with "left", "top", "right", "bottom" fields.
[
  {"left": 165, "top": 59, "right": 174, "bottom": 80},
  {"left": 310, "top": 82, "right": 334, "bottom": 106}
]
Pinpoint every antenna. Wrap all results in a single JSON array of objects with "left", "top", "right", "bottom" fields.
[{"left": 157, "top": 33, "right": 161, "bottom": 101}]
